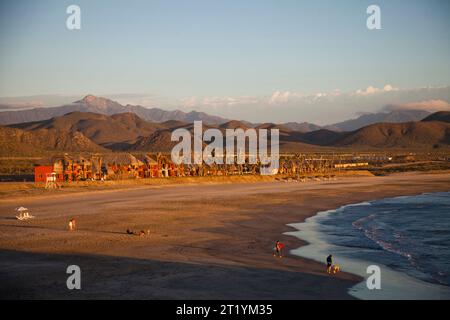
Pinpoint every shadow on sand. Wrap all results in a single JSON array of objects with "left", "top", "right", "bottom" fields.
[{"left": 0, "top": 249, "right": 356, "bottom": 300}]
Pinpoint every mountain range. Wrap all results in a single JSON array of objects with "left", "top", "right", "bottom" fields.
[
  {"left": 328, "top": 109, "right": 432, "bottom": 131},
  {"left": 2, "top": 109, "right": 449, "bottom": 156},
  {"left": 0, "top": 95, "right": 434, "bottom": 132},
  {"left": 0, "top": 95, "right": 230, "bottom": 126}
]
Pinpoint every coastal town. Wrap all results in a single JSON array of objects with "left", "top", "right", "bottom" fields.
[
  {"left": 26, "top": 150, "right": 450, "bottom": 189},
  {"left": 31, "top": 152, "right": 400, "bottom": 185}
]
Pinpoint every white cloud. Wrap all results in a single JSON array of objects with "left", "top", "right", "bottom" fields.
[
  {"left": 182, "top": 96, "right": 259, "bottom": 109},
  {"left": 175, "top": 85, "right": 450, "bottom": 124},
  {"left": 385, "top": 99, "right": 450, "bottom": 112},
  {"left": 181, "top": 96, "right": 198, "bottom": 108},
  {"left": 383, "top": 84, "right": 396, "bottom": 92},
  {"left": 355, "top": 84, "right": 398, "bottom": 96},
  {"left": 269, "top": 91, "right": 289, "bottom": 104}
]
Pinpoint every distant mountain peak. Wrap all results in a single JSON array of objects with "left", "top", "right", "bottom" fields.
[
  {"left": 75, "top": 95, "right": 119, "bottom": 109},
  {"left": 77, "top": 94, "right": 99, "bottom": 103},
  {"left": 329, "top": 109, "right": 432, "bottom": 131}
]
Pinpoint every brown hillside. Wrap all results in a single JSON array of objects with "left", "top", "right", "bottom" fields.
[
  {"left": 10, "top": 111, "right": 161, "bottom": 148},
  {"left": 422, "top": 111, "right": 450, "bottom": 123},
  {"left": 333, "top": 122, "right": 450, "bottom": 148},
  {"left": 0, "top": 126, "right": 106, "bottom": 156},
  {"left": 219, "top": 120, "right": 251, "bottom": 130}
]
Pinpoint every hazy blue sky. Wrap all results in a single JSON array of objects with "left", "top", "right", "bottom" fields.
[{"left": 0, "top": 0, "right": 449, "bottom": 123}]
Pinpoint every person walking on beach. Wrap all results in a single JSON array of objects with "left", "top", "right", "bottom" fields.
[
  {"left": 273, "top": 240, "right": 285, "bottom": 258},
  {"left": 326, "top": 254, "right": 333, "bottom": 273}
]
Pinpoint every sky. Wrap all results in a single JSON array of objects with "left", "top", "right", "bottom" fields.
[{"left": 0, "top": 0, "right": 449, "bottom": 123}]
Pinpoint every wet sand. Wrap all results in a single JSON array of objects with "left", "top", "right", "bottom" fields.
[{"left": 0, "top": 172, "right": 449, "bottom": 299}]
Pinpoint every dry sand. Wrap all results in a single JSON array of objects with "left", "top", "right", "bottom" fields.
[{"left": 0, "top": 172, "right": 449, "bottom": 299}]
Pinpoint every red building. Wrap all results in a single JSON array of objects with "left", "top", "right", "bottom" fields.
[{"left": 34, "top": 166, "right": 64, "bottom": 183}]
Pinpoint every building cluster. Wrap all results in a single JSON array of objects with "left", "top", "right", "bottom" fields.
[
  {"left": 34, "top": 153, "right": 368, "bottom": 184},
  {"left": 34, "top": 153, "right": 270, "bottom": 183}
]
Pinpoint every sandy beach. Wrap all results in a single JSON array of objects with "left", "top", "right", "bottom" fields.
[{"left": 0, "top": 171, "right": 449, "bottom": 299}]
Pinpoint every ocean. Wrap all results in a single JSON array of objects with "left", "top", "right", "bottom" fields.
[{"left": 286, "top": 191, "right": 450, "bottom": 299}]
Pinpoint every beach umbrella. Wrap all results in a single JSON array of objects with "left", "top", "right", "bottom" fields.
[{"left": 15, "top": 207, "right": 28, "bottom": 212}]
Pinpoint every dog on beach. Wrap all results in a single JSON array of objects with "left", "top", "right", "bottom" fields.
[{"left": 330, "top": 265, "right": 340, "bottom": 274}]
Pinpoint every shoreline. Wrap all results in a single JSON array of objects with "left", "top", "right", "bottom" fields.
[
  {"left": 0, "top": 170, "right": 376, "bottom": 203},
  {"left": 285, "top": 193, "right": 450, "bottom": 300},
  {"left": 0, "top": 172, "right": 449, "bottom": 299}
]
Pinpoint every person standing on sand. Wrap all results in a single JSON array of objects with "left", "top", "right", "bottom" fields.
[
  {"left": 68, "top": 218, "right": 76, "bottom": 231},
  {"left": 326, "top": 255, "right": 333, "bottom": 273},
  {"left": 273, "top": 241, "right": 280, "bottom": 257}
]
